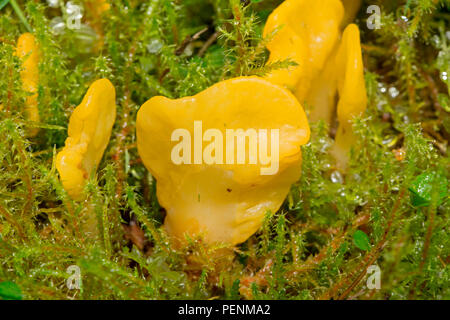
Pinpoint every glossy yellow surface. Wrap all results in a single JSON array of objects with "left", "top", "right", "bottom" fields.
[
  {"left": 16, "top": 33, "right": 40, "bottom": 136},
  {"left": 263, "top": 0, "right": 344, "bottom": 98},
  {"left": 330, "top": 24, "right": 367, "bottom": 169},
  {"left": 137, "top": 77, "right": 310, "bottom": 245},
  {"left": 307, "top": 24, "right": 367, "bottom": 169},
  {"left": 264, "top": 1, "right": 367, "bottom": 170},
  {"left": 56, "top": 79, "right": 116, "bottom": 200}
]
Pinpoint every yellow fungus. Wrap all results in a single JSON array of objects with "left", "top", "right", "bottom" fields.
[
  {"left": 56, "top": 79, "right": 116, "bottom": 200},
  {"left": 329, "top": 24, "right": 367, "bottom": 169},
  {"left": 264, "top": 1, "right": 367, "bottom": 170},
  {"left": 16, "top": 33, "right": 40, "bottom": 136},
  {"left": 263, "top": 0, "right": 344, "bottom": 97},
  {"left": 136, "top": 77, "right": 310, "bottom": 245}
]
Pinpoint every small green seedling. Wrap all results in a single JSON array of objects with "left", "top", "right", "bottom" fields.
[{"left": 408, "top": 172, "right": 448, "bottom": 207}]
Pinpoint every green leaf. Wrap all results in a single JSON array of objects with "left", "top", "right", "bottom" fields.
[
  {"left": 0, "top": 281, "right": 23, "bottom": 300},
  {"left": 408, "top": 171, "right": 448, "bottom": 207},
  {"left": 353, "top": 230, "right": 371, "bottom": 251}
]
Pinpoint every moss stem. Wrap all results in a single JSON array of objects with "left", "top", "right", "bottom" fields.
[{"left": 10, "top": 0, "right": 32, "bottom": 33}]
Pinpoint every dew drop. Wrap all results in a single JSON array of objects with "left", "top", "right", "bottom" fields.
[
  {"left": 47, "top": 0, "right": 59, "bottom": 8},
  {"left": 331, "top": 171, "right": 343, "bottom": 184},
  {"left": 402, "top": 115, "right": 410, "bottom": 124},
  {"left": 50, "top": 16, "right": 66, "bottom": 35},
  {"left": 66, "top": 1, "right": 83, "bottom": 19},
  {"left": 147, "top": 39, "right": 163, "bottom": 54},
  {"left": 382, "top": 136, "right": 394, "bottom": 145},
  {"left": 432, "top": 35, "right": 441, "bottom": 47},
  {"left": 388, "top": 87, "right": 399, "bottom": 98}
]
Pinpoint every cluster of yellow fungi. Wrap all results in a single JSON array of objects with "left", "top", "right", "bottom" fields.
[
  {"left": 12, "top": 0, "right": 366, "bottom": 247},
  {"left": 264, "top": 0, "right": 367, "bottom": 170}
]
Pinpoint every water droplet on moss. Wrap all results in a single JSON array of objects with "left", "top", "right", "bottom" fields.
[
  {"left": 147, "top": 39, "right": 163, "bottom": 54},
  {"left": 50, "top": 17, "right": 66, "bottom": 35},
  {"left": 330, "top": 171, "right": 343, "bottom": 184},
  {"left": 388, "top": 87, "right": 399, "bottom": 98}
]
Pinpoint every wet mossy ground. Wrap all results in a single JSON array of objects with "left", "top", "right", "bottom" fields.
[{"left": 0, "top": 0, "right": 449, "bottom": 300}]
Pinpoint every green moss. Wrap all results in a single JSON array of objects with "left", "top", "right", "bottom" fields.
[{"left": 0, "top": 0, "right": 448, "bottom": 300}]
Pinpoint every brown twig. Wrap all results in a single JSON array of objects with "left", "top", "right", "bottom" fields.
[
  {"left": 198, "top": 31, "right": 219, "bottom": 57},
  {"left": 175, "top": 27, "right": 208, "bottom": 55},
  {"left": 0, "top": 205, "right": 27, "bottom": 240}
]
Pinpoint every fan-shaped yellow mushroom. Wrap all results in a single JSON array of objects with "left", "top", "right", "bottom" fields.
[
  {"left": 136, "top": 77, "right": 310, "bottom": 245},
  {"left": 56, "top": 79, "right": 116, "bottom": 200},
  {"left": 16, "top": 33, "right": 40, "bottom": 136}
]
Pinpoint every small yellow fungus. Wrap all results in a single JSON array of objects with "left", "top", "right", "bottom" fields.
[
  {"left": 309, "top": 24, "right": 367, "bottom": 169},
  {"left": 56, "top": 79, "right": 116, "bottom": 200},
  {"left": 330, "top": 24, "right": 367, "bottom": 169},
  {"left": 136, "top": 77, "right": 310, "bottom": 245},
  {"left": 16, "top": 33, "right": 40, "bottom": 136}
]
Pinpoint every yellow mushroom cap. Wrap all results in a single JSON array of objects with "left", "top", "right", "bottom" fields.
[
  {"left": 56, "top": 79, "right": 116, "bottom": 200},
  {"left": 136, "top": 77, "right": 310, "bottom": 245},
  {"left": 263, "top": 0, "right": 344, "bottom": 98}
]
